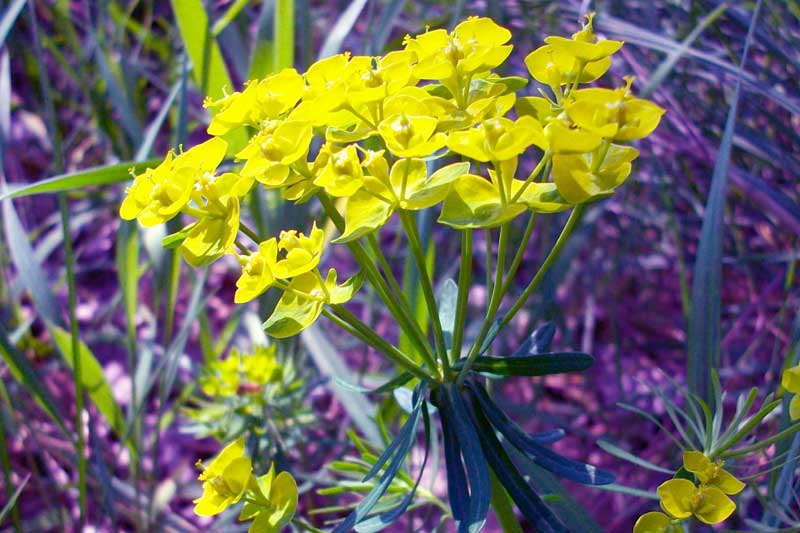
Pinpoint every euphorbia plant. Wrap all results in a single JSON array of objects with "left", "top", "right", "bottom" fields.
[{"left": 121, "top": 13, "right": 664, "bottom": 532}]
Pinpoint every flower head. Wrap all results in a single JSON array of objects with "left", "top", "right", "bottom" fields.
[{"left": 194, "top": 437, "right": 253, "bottom": 516}]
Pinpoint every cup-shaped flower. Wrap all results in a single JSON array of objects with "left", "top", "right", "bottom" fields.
[
  {"left": 239, "top": 464, "right": 299, "bottom": 533},
  {"left": 235, "top": 239, "right": 278, "bottom": 304},
  {"left": 565, "top": 81, "right": 665, "bottom": 141},
  {"left": 273, "top": 223, "right": 324, "bottom": 279},
  {"left": 344, "top": 50, "right": 416, "bottom": 106},
  {"left": 194, "top": 437, "right": 253, "bottom": 516},
  {"left": 552, "top": 144, "right": 638, "bottom": 204},
  {"left": 543, "top": 119, "right": 603, "bottom": 154},
  {"left": 682, "top": 451, "right": 745, "bottom": 495},
  {"left": 544, "top": 13, "right": 623, "bottom": 63},
  {"left": 314, "top": 144, "right": 365, "bottom": 197},
  {"left": 237, "top": 120, "right": 313, "bottom": 187},
  {"left": 290, "top": 53, "right": 359, "bottom": 128},
  {"left": 378, "top": 113, "right": 447, "bottom": 157},
  {"left": 633, "top": 512, "right": 682, "bottom": 533},
  {"left": 524, "top": 44, "right": 611, "bottom": 87},
  {"left": 204, "top": 68, "right": 305, "bottom": 135},
  {"left": 657, "top": 479, "right": 736, "bottom": 525},
  {"left": 120, "top": 137, "right": 228, "bottom": 226},
  {"left": 405, "top": 17, "right": 512, "bottom": 81},
  {"left": 335, "top": 160, "right": 470, "bottom": 242},
  {"left": 264, "top": 269, "right": 362, "bottom": 338},
  {"left": 782, "top": 365, "right": 800, "bottom": 420},
  {"left": 447, "top": 116, "right": 546, "bottom": 162},
  {"left": 179, "top": 194, "right": 240, "bottom": 267},
  {"left": 242, "top": 345, "right": 282, "bottom": 387}
]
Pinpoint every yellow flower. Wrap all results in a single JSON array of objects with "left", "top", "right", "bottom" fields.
[
  {"left": 405, "top": 17, "right": 512, "bottom": 81},
  {"left": 179, "top": 193, "right": 240, "bottom": 267},
  {"left": 236, "top": 120, "right": 313, "bottom": 188},
  {"left": 551, "top": 144, "right": 638, "bottom": 204},
  {"left": 273, "top": 223, "right": 324, "bottom": 279},
  {"left": 565, "top": 79, "right": 665, "bottom": 141},
  {"left": 343, "top": 50, "right": 416, "bottom": 106},
  {"left": 544, "top": 13, "right": 622, "bottom": 63},
  {"left": 194, "top": 437, "right": 253, "bottom": 516},
  {"left": 239, "top": 463, "right": 298, "bottom": 533},
  {"left": 204, "top": 68, "right": 305, "bottom": 135},
  {"left": 242, "top": 345, "right": 282, "bottom": 386},
  {"left": 524, "top": 44, "right": 611, "bottom": 87},
  {"left": 682, "top": 451, "right": 745, "bottom": 495},
  {"left": 447, "top": 116, "right": 546, "bottom": 162},
  {"left": 543, "top": 119, "right": 603, "bottom": 154},
  {"left": 120, "top": 137, "right": 227, "bottom": 226},
  {"left": 657, "top": 478, "right": 736, "bottom": 525},
  {"left": 199, "top": 350, "right": 242, "bottom": 397},
  {"left": 313, "top": 144, "right": 365, "bottom": 197},
  {"left": 336, "top": 160, "right": 470, "bottom": 242},
  {"left": 633, "top": 511, "right": 681, "bottom": 533},
  {"left": 782, "top": 365, "right": 800, "bottom": 420},
  {"left": 264, "top": 269, "right": 362, "bottom": 338},
  {"left": 378, "top": 113, "right": 447, "bottom": 158},
  {"left": 234, "top": 239, "right": 278, "bottom": 304}
]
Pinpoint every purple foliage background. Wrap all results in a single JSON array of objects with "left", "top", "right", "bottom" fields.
[{"left": 1, "top": 0, "right": 799, "bottom": 531}]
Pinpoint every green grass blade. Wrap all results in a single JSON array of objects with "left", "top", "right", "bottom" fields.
[
  {"left": 274, "top": 0, "right": 294, "bottom": 69},
  {"left": 211, "top": 0, "right": 252, "bottom": 36},
  {"left": 0, "top": 474, "right": 28, "bottom": 524},
  {"left": 248, "top": 2, "right": 275, "bottom": 80},
  {"left": 0, "top": 160, "right": 160, "bottom": 201},
  {"left": 365, "top": 0, "right": 406, "bottom": 55},
  {"left": 687, "top": 0, "right": 761, "bottom": 401},
  {"left": 641, "top": 3, "right": 729, "bottom": 97},
  {"left": 48, "top": 324, "right": 128, "bottom": 442},
  {"left": 135, "top": 82, "right": 181, "bottom": 161},
  {"left": 0, "top": 323, "right": 68, "bottom": 436},
  {"left": 170, "top": 0, "right": 233, "bottom": 100}
]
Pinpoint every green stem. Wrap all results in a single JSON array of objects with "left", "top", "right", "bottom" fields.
[
  {"left": 460, "top": 206, "right": 585, "bottom": 380},
  {"left": 181, "top": 205, "right": 210, "bottom": 219},
  {"left": 497, "top": 205, "right": 585, "bottom": 335},
  {"left": 490, "top": 469, "right": 524, "bottom": 533},
  {"left": 316, "top": 194, "right": 439, "bottom": 376},
  {"left": 364, "top": 233, "right": 439, "bottom": 370},
  {"left": 450, "top": 230, "right": 473, "bottom": 364},
  {"left": 399, "top": 210, "right": 450, "bottom": 378},
  {"left": 509, "top": 153, "right": 551, "bottom": 204},
  {"left": 239, "top": 220, "right": 262, "bottom": 244},
  {"left": 457, "top": 222, "right": 509, "bottom": 384},
  {"left": 498, "top": 212, "right": 538, "bottom": 302},
  {"left": 323, "top": 306, "right": 435, "bottom": 383}
]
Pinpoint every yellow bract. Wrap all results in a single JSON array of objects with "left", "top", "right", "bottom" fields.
[
  {"left": 657, "top": 478, "right": 736, "bottom": 525},
  {"left": 447, "top": 116, "right": 546, "bottom": 162},
  {"left": 782, "top": 365, "right": 800, "bottom": 420},
  {"left": 632, "top": 511, "right": 680, "bottom": 533},
  {"left": 274, "top": 223, "right": 324, "bottom": 279},
  {"left": 120, "top": 137, "right": 228, "bottom": 226},
  {"left": 543, "top": 13, "right": 623, "bottom": 63},
  {"left": 234, "top": 239, "right": 278, "bottom": 304},
  {"left": 239, "top": 463, "right": 298, "bottom": 533},
  {"left": 682, "top": 451, "right": 745, "bottom": 495},
  {"left": 378, "top": 113, "right": 447, "bottom": 157},
  {"left": 552, "top": 144, "right": 638, "bottom": 204},
  {"left": 237, "top": 120, "right": 313, "bottom": 187},
  {"left": 194, "top": 437, "right": 252, "bottom": 516}
]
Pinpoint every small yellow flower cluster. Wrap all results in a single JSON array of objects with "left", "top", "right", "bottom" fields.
[
  {"left": 194, "top": 437, "right": 298, "bottom": 532},
  {"left": 120, "top": 13, "right": 664, "bottom": 338},
  {"left": 782, "top": 365, "right": 800, "bottom": 420},
  {"left": 199, "top": 345, "right": 282, "bottom": 398},
  {"left": 634, "top": 451, "right": 744, "bottom": 532}
]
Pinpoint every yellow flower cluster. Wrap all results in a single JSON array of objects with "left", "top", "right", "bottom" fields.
[
  {"left": 634, "top": 451, "right": 744, "bottom": 532},
  {"left": 782, "top": 365, "right": 800, "bottom": 421},
  {"left": 119, "top": 13, "right": 663, "bottom": 338},
  {"left": 199, "top": 345, "right": 282, "bottom": 398},
  {"left": 194, "top": 437, "right": 298, "bottom": 532}
]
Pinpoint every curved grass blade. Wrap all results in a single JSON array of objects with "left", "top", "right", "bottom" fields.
[
  {"left": 441, "top": 394, "right": 468, "bottom": 526},
  {"left": 596, "top": 440, "right": 673, "bottom": 474},
  {"left": 688, "top": 0, "right": 762, "bottom": 402},
  {"left": 0, "top": 473, "right": 28, "bottom": 523},
  {"left": 468, "top": 382, "right": 614, "bottom": 485},
  {"left": 0, "top": 0, "right": 25, "bottom": 49},
  {"left": 0, "top": 160, "right": 160, "bottom": 201}
]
